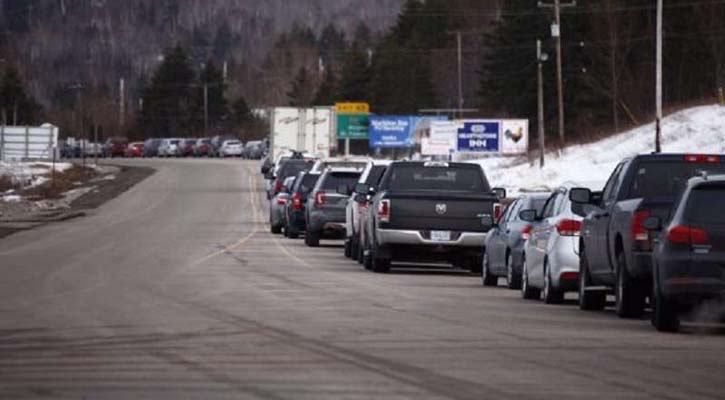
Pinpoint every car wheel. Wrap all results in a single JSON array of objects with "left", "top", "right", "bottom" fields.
[
  {"left": 543, "top": 261, "right": 564, "bottom": 304},
  {"left": 651, "top": 278, "right": 680, "bottom": 332},
  {"left": 305, "top": 231, "right": 320, "bottom": 247},
  {"left": 371, "top": 246, "right": 390, "bottom": 273},
  {"left": 481, "top": 252, "right": 497, "bottom": 287},
  {"left": 521, "top": 258, "right": 541, "bottom": 300},
  {"left": 344, "top": 239, "right": 352, "bottom": 258},
  {"left": 350, "top": 235, "right": 360, "bottom": 260},
  {"left": 578, "top": 246, "right": 606, "bottom": 311},
  {"left": 506, "top": 253, "right": 522, "bottom": 290},
  {"left": 287, "top": 226, "right": 299, "bottom": 239},
  {"left": 271, "top": 223, "right": 282, "bottom": 234},
  {"left": 615, "top": 252, "right": 646, "bottom": 318}
]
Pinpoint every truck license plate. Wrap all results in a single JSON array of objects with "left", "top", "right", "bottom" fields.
[{"left": 430, "top": 231, "right": 451, "bottom": 242}]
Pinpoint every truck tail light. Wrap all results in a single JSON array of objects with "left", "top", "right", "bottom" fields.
[
  {"left": 667, "top": 225, "right": 709, "bottom": 246},
  {"left": 378, "top": 199, "right": 391, "bottom": 223},
  {"left": 556, "top": 219, "right": 581, "bottom": 236},
  {"left": 521, "top": 225, "right": 532, "bottom": 240},
  {"left": 315, "top": 191, "right": 326, "bottom": 206},
  {"left": 292, "top": 192, "right": 304, "bottom": 210},
  {"left": 276, "top": 196, "right": 287, "bottom": 205},
  {"left": 684, "top": 154, "right": 720, "bottom": 164},
  {"left": 631, "top": 210, "right": 651, "bottom": 249}
]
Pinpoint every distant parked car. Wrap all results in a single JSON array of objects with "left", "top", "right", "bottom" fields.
[
  {"left": 644, "top": 174, "right": 725, "bottom": 332},
  {"left": 218, "top": 140, "right": 244, "bottom": 157},
  {"left": 177, "top": 139, "right": 197, "bottom": 157},
  {"left": 143, "top": 138, "right": 163, "bottom": 157},
  {"left": 269, "top": 176, "right": 297, "bottom": 234},
  {"left": 158, "top": 138, "right": 182, "bottom": 157},
  {"left": 243, "top": 140, "right": 264, "bottom": 159},
  {"left": 83, "top": 142, "right": 104, "bottom": 157},
  {"left": 125, "top": 142, "right": 144, "bottom": 158},
  {"left": 193, "top": 138, "right": 214, "bottom": 157},
  {"left": 104, "top": 137, "right": 128, "bottom": 158},
  {"left": 482, "top": 192, "right": 550, "bottom": 289},
  {"left": 304, "top": 168, "right": 362, "bottom": 247},
  {"left": 284, "top": 171, "right": 321, "bottom": 239},
  {"left": 519, "top": 184, "right": 597, "bottom": 303}
]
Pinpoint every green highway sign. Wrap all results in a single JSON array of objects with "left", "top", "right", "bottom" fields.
[{"left": 337, "top": 114, "right": 370, "bottom": 139}]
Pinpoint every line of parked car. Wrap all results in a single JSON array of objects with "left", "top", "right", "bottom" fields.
[
  {"left": 60, "top": 136, "right": 267, "bottom": 159},
  {"left": 264, "top": 151, "right": 725, "bottom": 333}
]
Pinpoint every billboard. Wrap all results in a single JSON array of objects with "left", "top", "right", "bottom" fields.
[
  {"left": 421, "top": 121, "right": 457, "bottom": 156},
  {"left": 369, "top": 116, "right": 446, "bottom": 149},
  {"left": 456, "top": 120, "right": 500, "bottom": 153},
  {"left": 500, "top": 119, "right": 529, "bottom": 155}
]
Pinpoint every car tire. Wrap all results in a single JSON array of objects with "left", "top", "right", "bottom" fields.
[
  {"left": 506, "top": 253, "right": 522, "bottom": 290},
  {"left": 651, "top": 280, "right": 680, "bottom": 332},
  {"left": 615, "top": 252, "right": 646, "bottom": 319},
  {"left": 578, "top": 247, "right": 606, "bottom": 311},
  {"left": 287, "top": 226, "right": 299, "bottom": 239},
  {"left": 481, "top": 252, "right": 497, "bottom": 287},
  {"left": 305, "top": 231, "right": 320, "bottom": 247},
  {"left": 350, "top": 235, "right": 360, "bottom": 261},
  {"left": 543, "top": 261, "right": 564, "bottom": 304},
  {"left": 344, "top": 239, "right": 352, "bottom": 258},
  {"left": 521, "top": 259, "right": 541, "bottom": 300},
  {"left": 371, "top": 247, "right": 390, "bottom": 273},
  {"left": 271, "top": 224, "right": 282, "bottom": 234}
]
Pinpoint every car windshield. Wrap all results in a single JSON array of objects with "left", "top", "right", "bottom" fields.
[
  {"left": 627, "top": 161, "right": 725, "bottom": 199},
  {"left": 686, "top": 185, "right": 725, "bottom": 225},
  {"left": 365, "top": 165, "right": 387, "bottom": 186},
  {"left": 387, "top": 165, "right": 488, "bottom": 192},
  {"left": 322, "top": 172, "right": 361, "bottom": 191}
]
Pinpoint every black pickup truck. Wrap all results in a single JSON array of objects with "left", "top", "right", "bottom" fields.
[
  {"left": 361, "top": 161, "right": 504, "bottom": 273},
  {"left": 570, "top": 153, "right": 725, "bottom": 318}
]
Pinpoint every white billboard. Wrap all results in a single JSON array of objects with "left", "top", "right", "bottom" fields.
[
  {"left": 500, "top": 119, "right": 529, "bottom": 155},
  {"left": 0, "top": 124, "right": 59, "bottom": 161}
]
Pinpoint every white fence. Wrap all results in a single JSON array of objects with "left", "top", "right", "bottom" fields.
[{"left": 0, "top": 124, "right": 59, "bottom": 161}]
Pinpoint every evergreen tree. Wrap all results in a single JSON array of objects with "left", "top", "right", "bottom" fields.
[
  {"left": 231, "top": 95, "right": 252, "bottom": 124},
  {"left": 0, "top": 66, "right": 41, "bottom": 124},
  {"left": 287, "top": 67, "right": 315, "bottom": 107},
  {"left": 139, "top": 46, "right": 196, "bottom": 136},
  {"left": 338, "top": 43, "right": 371, "bottom": 102},
  {"left": 313, "top": 66, "right": 338, "bottom": 105},
  {"left": 318, "top": 23, "right": 347, "bottom": 69},
  {"left": 213, "top": 23, "right": 234, "bottom": 61}
]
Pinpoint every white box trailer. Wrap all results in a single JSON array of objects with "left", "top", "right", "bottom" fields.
[{"left": 269, "top": 107, "right": 335, "bottom": 160}]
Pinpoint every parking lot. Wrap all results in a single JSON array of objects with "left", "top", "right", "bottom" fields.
[{"left": 1, "top": 158, "right": 724, "bottom": 400}]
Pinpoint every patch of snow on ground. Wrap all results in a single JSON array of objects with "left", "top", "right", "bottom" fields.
[{"left": 470, "top": 105, "right": 725, "bottom": 195}]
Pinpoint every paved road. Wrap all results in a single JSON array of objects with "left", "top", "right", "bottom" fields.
[{"left": 1, "top": 159, "right": 724, "bottom": 400}]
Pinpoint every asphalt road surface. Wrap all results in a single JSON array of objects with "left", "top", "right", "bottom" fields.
[{"left": 1, "top": 159, "right": 724, "bottom": 400}]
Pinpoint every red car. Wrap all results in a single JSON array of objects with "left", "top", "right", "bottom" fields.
[
  {"left": 104, "top": 137, "right": 128, "bottom": 158},
  {"left": 177, "top": 139, "right": 197, "bottom": 157},
  {"left": 125, "top": 142, "right": 144, "bottom": 158}
]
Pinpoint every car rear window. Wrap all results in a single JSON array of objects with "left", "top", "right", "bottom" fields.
[
  {"left": 297, "top": 174, "right": 320, "bottom": 194},
  {"left": 685, "top": 185, "right": 725, "bottom": 224},
  {"left": 323, "top": 172, "right": 361, "bottom": 191},
  {"left": 227, "top": 141, "right": 241, "bottom": 146},
  {"left": 365, "top": 165, "right": 387, "bottom": 186},
  {"left": 627, "top": 161, "right": 725, "bottom": 199},
  {"left": 387, "top": 165, "right": 488, "bottom": 192},
  {"left": 279, "top": 161, "right": 313, "bottom": 179},
  {"left": 170, "top": 140, "right": 180, "bottom": 145}
]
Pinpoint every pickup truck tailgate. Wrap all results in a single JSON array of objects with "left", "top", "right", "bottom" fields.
[{"left": 384, "top": 191, "right": 494, "bottom": 232}]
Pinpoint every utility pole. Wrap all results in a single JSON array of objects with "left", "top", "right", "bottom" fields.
[
  {"left": 537, "top": 40, "right": 548, "bottom": 168},
  {"left": 655, "top": 0, "right": 663, "bottom": 153},
  {"left": 94, "top": 123, "right": 99, "bottom": 166},
  {"left": 455, "top": 30, "right": 463, "bottom": 118},
  {"left": 203, "top": 83, "right": 209, "bottom": 135},
  {"left": 119, "top": 78, "right": 126, "bottom": 131},
  {"left": 538, "top": 0, "right": 576, "bottom": 146}
]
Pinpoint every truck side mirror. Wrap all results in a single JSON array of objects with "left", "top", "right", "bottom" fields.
[
  {"left": 643, "top": 216, "right": 662, "bottom": 231},
  {"left": 569, "top": 188, "right": 592, "bottom": 204},
  {"left": 492, "top": 187, "right": 507, "bottom": 200},
  {"left": 519, "top": 209, "right": 538, "bottom": 222}
]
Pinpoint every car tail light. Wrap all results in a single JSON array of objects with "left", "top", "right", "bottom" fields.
[
  {"left": 684, "top": 154, "right": 720, "bottom": 163},
  {"left": 276, "top": 197, "right": 287, "bottom": 205},
  {"left": 521, "top": 225, "right": 532, "bottom": 240},
  {"left": 560, "top": 271, "right": 579, "bottom": 281},
  {"left": 493, "top": 203, "right": 503, "bottom": 221},
  {"left": 378, "top": 199, "right": 391, "bottom": 223},
  {"left": 667, "top": 225, "right": 710, "bottom": 246},
  {"left": 315, "top": 191, "right": 326, "bottom": 206},
  {"left": 631, "top": 209, "right": 651, "bottom": 245},
  {"left": 292, "top": 192, "right": 304, "bottom": 210},
  {"left": 274, "top": 180, "right": 283, "bottom": 194},
  {"left": 556, "top": 219, "right": 581, "bottom": 236}
]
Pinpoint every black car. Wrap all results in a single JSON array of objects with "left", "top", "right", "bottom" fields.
[
  {"left": 284, "top": 171, "right": 321, "bottom": 239},
  {"left": 645, "top": 174, "right": 725, "bottom": 332},
  {"left": 268, "top": 159, "right": 315, "bottom": 200},
  {"left": 483, "top": 192, "right": 550, "bottom": 289}
]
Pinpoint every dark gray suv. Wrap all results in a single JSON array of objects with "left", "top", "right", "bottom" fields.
[{"left": 304, "top": 169, "right": 362, "bottom": 247}]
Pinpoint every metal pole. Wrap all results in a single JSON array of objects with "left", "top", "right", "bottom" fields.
[
  {"left": 203, "top": 83, "right": 209, "bottom": 135},
  {"left": 94, "top": 124, "right": 99, "bottom": 166},
  {"left": 345, "top": 139, "right": 350, "bottom": 156},
  {"left": 119, "top": 78, "right": 126, "bottom": 131},
  {"left": 554, "top": 0, "right": 565, "bottom": 146},
  {"left": 655, "top": 0, "right": 663, "bottom": 153},
  {"left": 0, "top": 110, "right": 5, "bottom": 162},
  {"left": 537, "top": 40, "right": 546, "bottom": 169},
  {"left": 25, "top": 126, "right": 29, "bottom": 159},
  {"left": 456, "top": 31, "right": 463, "bottom": 119}
]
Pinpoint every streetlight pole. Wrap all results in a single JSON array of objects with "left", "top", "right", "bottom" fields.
[
  {"left": 537, "top": 40, "right": 548, "bottom": 168},
  {"left": 655, "top": 0, "right": 663, "bottom": 153}
]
